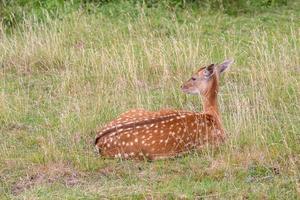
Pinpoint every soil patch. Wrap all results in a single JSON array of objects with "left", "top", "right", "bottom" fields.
[{"left": 12, "top": 162, "right": 83, "bottom": 195}]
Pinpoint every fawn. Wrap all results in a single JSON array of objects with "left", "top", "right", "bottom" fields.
[{"left": 95, "top": 59, "right": 233, "bottom": 160}]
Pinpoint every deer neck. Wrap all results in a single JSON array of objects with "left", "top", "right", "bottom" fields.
[
  {"left": 202, "top": 76, "right": 220, "bottom": 120},
  {"left": 203, "top": 94, "right": 220, "bottom": 121}
]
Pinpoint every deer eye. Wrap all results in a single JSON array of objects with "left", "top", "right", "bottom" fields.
[{"left": 191, "top": 77, "right": 196, "bottom": 81}]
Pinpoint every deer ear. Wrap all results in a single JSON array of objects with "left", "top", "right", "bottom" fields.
[
  {"left": 204, "top": 64, "right": 215, "bottom": 79},
  {"left": 218, "top": 59, "right": 234, "bottom": 74}
]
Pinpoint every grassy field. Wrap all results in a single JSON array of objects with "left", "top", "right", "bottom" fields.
[{"left": 0, "top": 2, "right": 299, "bottom": 199}]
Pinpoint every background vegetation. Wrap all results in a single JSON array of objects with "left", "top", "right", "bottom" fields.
[
  {"left": 0, "top": 0, "right": 292, "bottom": 29},
  {"left": 0, "top": 0, "right": 299, "bottom": 199}
]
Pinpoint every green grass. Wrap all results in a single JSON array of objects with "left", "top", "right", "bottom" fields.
[{"left": 0, "top": 2, "right": 299, "bottom": 199}]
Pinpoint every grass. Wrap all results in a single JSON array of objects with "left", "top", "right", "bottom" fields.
[{"left": 0, "top": 2, "right": 300, "bottom": 199}]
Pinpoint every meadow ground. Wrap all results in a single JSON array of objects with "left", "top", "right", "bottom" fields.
[{"left": 0, "top": 2, "right": 299, "bottom": 199}]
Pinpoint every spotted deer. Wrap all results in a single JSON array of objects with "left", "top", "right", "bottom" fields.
[{"left": 95, "top": 59, "right": 234, "bottom": 160}]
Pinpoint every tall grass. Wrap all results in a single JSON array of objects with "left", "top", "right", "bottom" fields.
[
  {"left": 0, "top": 3, "right": 299, "bottom": 199},
  {"left": 0, "top": 0, "right": 295, "bottom": 29}
]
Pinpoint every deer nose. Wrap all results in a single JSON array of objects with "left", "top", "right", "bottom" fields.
[{"left": 181, "top": 85, "right": 187, "bottom": 90}]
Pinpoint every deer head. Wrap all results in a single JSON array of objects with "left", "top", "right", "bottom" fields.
[
  {"left": 181, "top": 59, "right": 233, "bottom": 114},
  {"left": 181, "top": 59, "right": 233, "bottom": 95}
]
